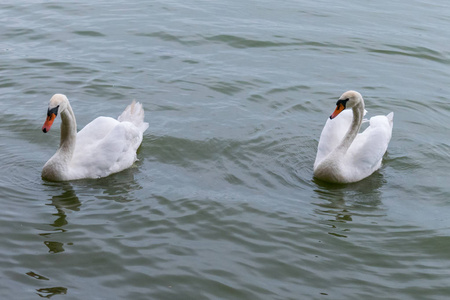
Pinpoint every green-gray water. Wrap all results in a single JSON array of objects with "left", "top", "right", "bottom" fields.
[{"left": 1, "top": 1, "right": 450, "bottom": 299}]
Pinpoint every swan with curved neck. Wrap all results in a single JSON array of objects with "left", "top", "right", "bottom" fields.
[
  {"left": 313, "top": 91, "right": 393, "bottom": 183},
  {"left": 42, "top": 94, "right": 148, "bottom": 181}
]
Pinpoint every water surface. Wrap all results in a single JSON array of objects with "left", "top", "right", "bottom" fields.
[{"left": 1, "top": 1, "right": 450, "bottom": 299}]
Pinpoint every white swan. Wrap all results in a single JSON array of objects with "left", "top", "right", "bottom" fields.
[
  {"left": 41, "top": 94, "right": 149, "bottom": 181},
  {"left": 313, "top": 91, "right": 393, "bottom": 183}
]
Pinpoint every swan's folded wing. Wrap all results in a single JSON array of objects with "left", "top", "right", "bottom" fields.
[
  {"left": 95, "top": 122, "right": 142, "bottom": 175},
  {"left": 71, "top": 121, "right": 143, "bottom": 178},
  {"left": 315, "top": 109, "right": 353, "bottom": 167},
  {"left": 76, "top": 117, "right": 119, "bottom": 146},
  {"left": 347, "top": 114, "right": 393, "bottom": 174}
]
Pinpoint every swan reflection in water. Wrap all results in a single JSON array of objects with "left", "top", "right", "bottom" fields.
[
  {"left": 30, "top": 183, "right": 80, "bottom": 298},
  {"left": 312, "top": 172, "right": 385, "bottom": 238},
  {"left": 40, "top": 182, "right": 80, "bottom": 253}
]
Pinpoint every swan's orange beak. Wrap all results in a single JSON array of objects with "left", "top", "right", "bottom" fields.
[
  {"left": 330, "top": 102, "right": 345, "bottom": 119},
  {"left": 42, "top": 113, "right": 56, "bottom": 133},
  {"left": 42, "top": 106, "right": 59, "bottom": 133}
]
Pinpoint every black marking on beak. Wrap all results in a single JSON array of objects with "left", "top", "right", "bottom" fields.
[
  {"left": 335, "top": 98, "right": 349, "bottom": 108},
  {"left": 47, "top": 105, "right": 59, "bottom": 117}
]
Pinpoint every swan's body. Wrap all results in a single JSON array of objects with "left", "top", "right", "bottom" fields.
[
  {"left": 313, "top": 91, "right": 393, "bottom": 183},
  {"left": 42, "top": 94, "right": 149, "bottom": 181}
]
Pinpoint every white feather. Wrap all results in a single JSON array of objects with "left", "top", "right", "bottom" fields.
[
  {"left": 314, "top": 91, "right": 393, "bottom": 183},
  {"left": 42, "top": 94, "right": 148, "bottom": 181}
]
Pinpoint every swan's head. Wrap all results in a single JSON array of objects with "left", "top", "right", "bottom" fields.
[
  {"left": 42, "top": 94, "right": 69, "bottom": 133},
  {"left": 330, "top": 90, "right": 363, "bottom": 119}
]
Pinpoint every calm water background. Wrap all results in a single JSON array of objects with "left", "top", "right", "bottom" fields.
[{"left": 1, "top": 1, "right": 450, "bottom": 299}]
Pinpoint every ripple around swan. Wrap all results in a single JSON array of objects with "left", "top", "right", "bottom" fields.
[
  {"left": 0, "top": 131, "right": 45, "bottom": 199},
  {"left": 143, "top": 130, "right": 315, "bottom": 193}
]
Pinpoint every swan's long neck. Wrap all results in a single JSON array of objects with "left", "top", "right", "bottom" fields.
[
  {"left": 56, "top": 103, "right": 77, "bottom": 164},
  {"left": 336, "top": 101, "right": 364, "bottom": 154},
  {"left": 42, "top": 96, "right": 78, "bottom": 181}
]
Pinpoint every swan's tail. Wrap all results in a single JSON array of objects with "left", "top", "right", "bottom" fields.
[
  {"left": 118, "top": 100, "right": 149, "bottom": 133},
  {"left": 386, "top": 112, "right": 394, "bottom": 128}
]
